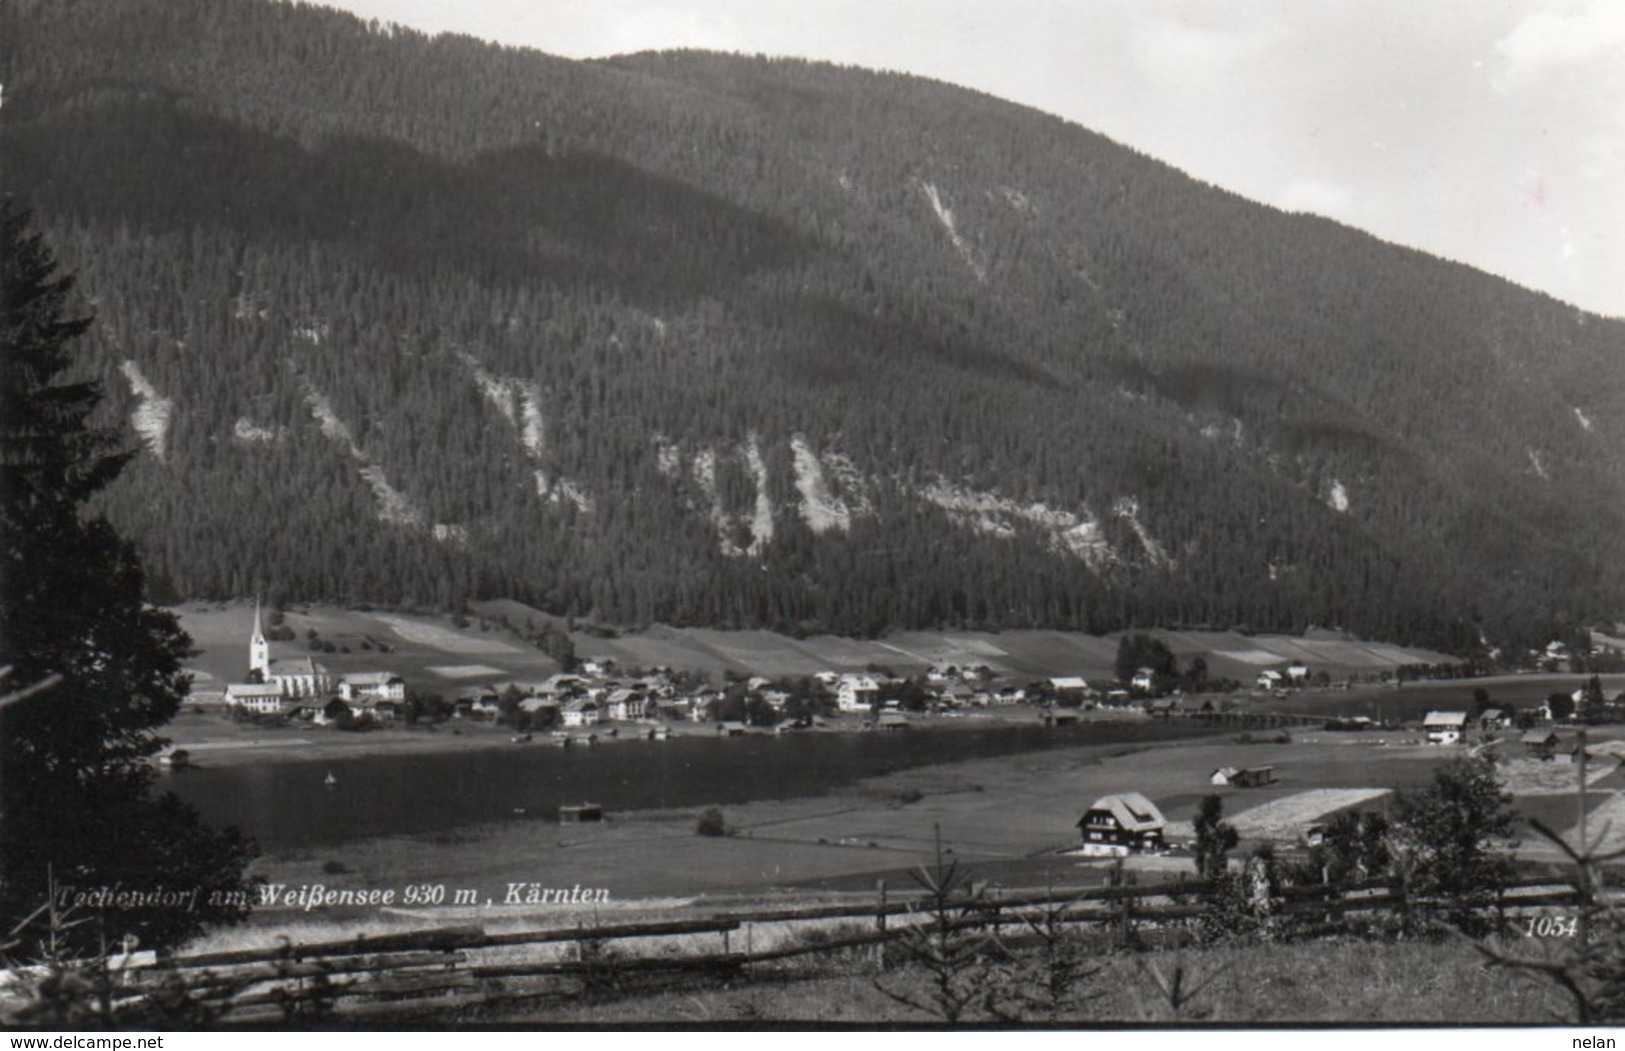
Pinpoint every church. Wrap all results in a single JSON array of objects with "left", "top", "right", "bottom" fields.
[{"left": 225, "top": 603, "right": 333, "bottom": 709}]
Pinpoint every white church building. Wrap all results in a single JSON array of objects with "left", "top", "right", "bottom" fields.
[{"left": 224, "top": 603, "right": 333, "bottom": 712}]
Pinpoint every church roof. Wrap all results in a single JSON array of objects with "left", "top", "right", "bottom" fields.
[{"left": 268, "top": 657, "right": 327, "bottom": 677}]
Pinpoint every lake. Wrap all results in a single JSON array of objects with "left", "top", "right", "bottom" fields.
[{"left": 165, "top": 720, "right": 1224, "bottom": 852}]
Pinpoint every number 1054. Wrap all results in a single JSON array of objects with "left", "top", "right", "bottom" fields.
[{"left": 1523, "top": 915, "right": 1578, "bottom": 937}]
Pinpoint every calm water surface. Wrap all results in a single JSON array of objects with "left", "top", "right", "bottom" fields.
[{"left": 166, "top": 720, "right": 1221, "bottom": 852}]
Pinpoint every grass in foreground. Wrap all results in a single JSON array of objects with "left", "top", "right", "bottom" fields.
[{"left": 480, "top": 935, "right": 1569, "bottom": 1026}]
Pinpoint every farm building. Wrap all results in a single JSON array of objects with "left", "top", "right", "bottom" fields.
[
  {"left": 1210, "top": 766, "right": 1276, "bottom": 788},
  {"left": 1049, "top": 676, "right": 1089, "bottom": 697},
  {"left": 1478, "top": 708, "right": 1513, "bottom": 730},
  {"left": 1147, "top": 698, "right": 1176, "bottom": 718},
  {"left": 1044, "top": 708, "right": 1081, "bottom": 726},
  {"left": 558, "top": 803, "right": 603, "bottom": 823},
  {"left": 1552, "top": 739, "right": 1599, "bottom": 765},
  {"left": 1256, "top": 669, "right": 1284, "bottom": 690},
  {"left": 1075, "top": 792, "right": 1167, "bottom": 856},
  {"left": 717, "top": 721, "right": 749, "bottom": 737},
  {"left": 1522, "top": 729, "right": 1560, "bottom": 758},
  {"left": 1422, "top": 710, "right": 1469, "bottom": 745},
  {"left": 877, "top": 712, "right": 911, "bottom": 731}
]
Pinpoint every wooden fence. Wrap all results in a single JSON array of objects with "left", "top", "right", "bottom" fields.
[{"left": 73, "top": 875, "right": 1583, "bottom": 1023}]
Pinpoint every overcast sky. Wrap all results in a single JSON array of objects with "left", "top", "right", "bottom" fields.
[{"left": 321, "top": 0, "right": 1624, "bottom": 318}]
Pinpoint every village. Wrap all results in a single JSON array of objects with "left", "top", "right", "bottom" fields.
[
  {"left": 204, "top": 608, "right": 1395, "bottom": 742},
  {"left": 194, "top": 605, "right": 1625, "bottom": 792}
]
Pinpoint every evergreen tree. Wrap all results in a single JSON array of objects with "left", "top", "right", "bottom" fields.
[
  {"left": 0, "top": 200, "right": 256, "bottom": 955},
  {"left": 1387, "top": 757, "right": 1518, "bottom": 935},
  {"left": 1192, "top": 794, "right": 1238, "bottom": 883}
]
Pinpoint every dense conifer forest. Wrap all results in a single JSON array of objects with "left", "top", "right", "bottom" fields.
[{"left": 2, "top": 0, "right": 1622, "bottom": 654}]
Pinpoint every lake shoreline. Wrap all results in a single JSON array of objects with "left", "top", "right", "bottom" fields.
[{"left": 159, "top": 703, "right": 1145, "bottom": 769}]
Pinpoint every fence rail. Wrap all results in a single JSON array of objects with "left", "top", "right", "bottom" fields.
[{"left": 69, "top": 874, "right": 1584, "bottom": 1023}]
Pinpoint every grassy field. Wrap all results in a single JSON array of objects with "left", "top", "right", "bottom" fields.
[
  {"left": 1259, "top": 674, "right": 1625, "bottom": 724},
  {"left": 176, "top": 601, "right": 1459, "bottom": 695},
  {"left": 175, "top": 602, "right": 562, "bottom": 696},
  {"left": 488, "top": 936, "right": 1572, "bottom": 1025}
]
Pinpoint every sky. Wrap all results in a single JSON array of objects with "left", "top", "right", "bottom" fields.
[{"left": 321, "top": 0, "right": 1625, "bottom": 318}]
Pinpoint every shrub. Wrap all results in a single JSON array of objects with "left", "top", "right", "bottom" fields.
[{"left": 696, "top": 807, "right": 729, "bottom": 837}]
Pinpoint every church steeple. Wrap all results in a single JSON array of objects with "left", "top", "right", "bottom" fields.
[{"left": 250, "top": 597, "right": 270, "bottom": 680}]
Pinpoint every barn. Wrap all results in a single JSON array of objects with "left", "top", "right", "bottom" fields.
[
  {"left": 1423, "top": 710, "right": 1469, "bottom": 745},
  {"left": 1211, "top": 766, "right": 1277, "bottom": 788},
  {"left": 1075, "top": 792, "right": 1167, "bottom": 856}
]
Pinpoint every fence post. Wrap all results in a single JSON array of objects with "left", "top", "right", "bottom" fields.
[{"left": 875, "top": 878, "right": 888, "bottom": 969}]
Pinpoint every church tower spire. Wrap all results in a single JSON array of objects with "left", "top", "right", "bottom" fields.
[{"left": 250, "top": 597, "right": 270, "bottom": 680}]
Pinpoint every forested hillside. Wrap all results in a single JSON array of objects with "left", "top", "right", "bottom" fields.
[{"left": 2, "top": 0, "right": 1622, "bottom": 654}]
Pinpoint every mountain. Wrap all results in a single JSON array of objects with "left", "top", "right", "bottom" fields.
[{"left": 2, "top": 0, "right": 1622, "bottom": 654}]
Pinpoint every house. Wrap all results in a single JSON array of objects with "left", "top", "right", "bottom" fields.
[
  {"left": 1551, "top": 739, "right": 1610, "bottom": 767},
  {"left": 1522, "top": 729, "right": 1560, "bottom": 759},
  {"left": 1422, "top": 710, "right": 1470, "bottom": 745},
  {"left": 603, "top": 689, "right": 647, "bottom": 721},
  {"left": 350, "top": 697, "right": 397, "bottom": 722},
  {"left": 519, "top": 696, "right": 561, "bottom": 717},
  {"left": 538, "top": 674, "right": 588, "bottom": 699},
  {"left": 338, "top": 672, "right": 405, "bottom": 705},
  {"left": 560, "top": 697, "right": 602, "bottom": 728},
  {"left": 657, "top": 697, "right": 694, "bottom": 722},
  {"left": 1211, "top": 766, "right": 1276, "bottom": 788},
  {"left": 1075, "top": 793, "right": 1167, "bottom": 856},
  {"left": 1044, "top": 709, "right": 1081, "bottom": 727},
  {"left": 1256, "top": 669, "right": 1284, "bottom": 690},
  {"left": 312, "top": 699, "right": 350, "bottom": 726},
  {"left": 1050, "top": 676, "right": 1089, "bottom": 698},
  {"left": 1286, "top": 661, "right": 1309, "bottom": 685},
  {"left": 1172, "top": 697, "right": 1214, "bottom": 716},
  {"left": 836, "top": 675, "right": 881, "bottom": 713},
  {"left": 1147, "top": 698, "right": 1177, "bottom": 718},
  {"left": 717, "top": 721, "right": 749, "bottom": 737},
  {"left": 991, "top": 686, "right": 1026, "bottom": 706},
  {"left": 225, "top": 682, "right": 287, "bottom": 715},
  {"left": 1478, "top": 707, "right": 1512, "bottom": 731},
  {"left": 877, "top": 712, "right": 910, "bottom": 731},
  {"left": 1130, "top": 668, "right": 1157, "bottom": 693},
  {"left": 466, "top": 692, "right": 502, "bottom": 719}
]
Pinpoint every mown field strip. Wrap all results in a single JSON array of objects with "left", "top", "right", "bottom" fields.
[{"left": 1226, "top": 788, "right": 1391, "bottom": 837}]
